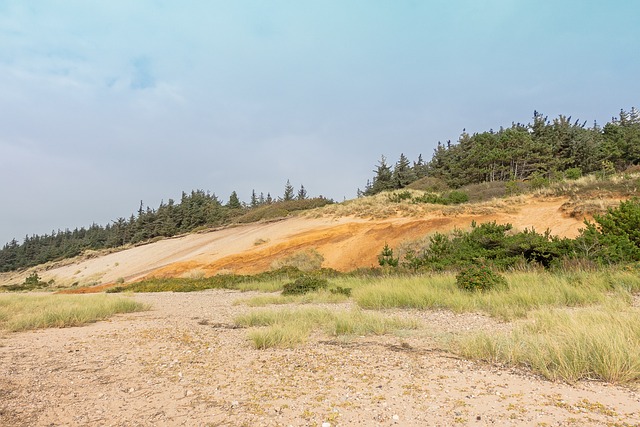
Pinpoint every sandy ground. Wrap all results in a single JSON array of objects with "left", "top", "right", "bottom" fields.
[
  {"left": 0, "top": 197, "right": 587, "bottom": 290},
  {"left": 1, "top": 290, "right": 638, "bottom": 426}
]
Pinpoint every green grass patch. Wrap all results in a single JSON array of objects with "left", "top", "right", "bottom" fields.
[
  {"left": 454, "top": 302, "right": 640, "bottom": 384},
  {"left": 235, "top": 307, "right": 418, "bottom": 349},
  {"left": 353, "top": 271, "right": 640, "bottom": 320},
  {"left": 0, "top": 294, "right": 148, "bottom": 332}
]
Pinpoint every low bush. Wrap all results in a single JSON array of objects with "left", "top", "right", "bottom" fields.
[
  {"left": 456, "top": 264, "right": 507, "bottom": 292},
  {"left": 330, "top": 286, "right": 352, "bottom": 297},
  {"left": 281, "top": 276, "right": 328, "bottom": 295},
  {"left": 378, "top": 243, "right": 399, "bottom": 267}
]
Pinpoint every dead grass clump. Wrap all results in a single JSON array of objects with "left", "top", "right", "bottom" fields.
[
  {"left": 560, "top": 198, "right": 617, "bottom": 219},
  {"left": 270, "top": 249, "right": 324, "bottom": 272}
]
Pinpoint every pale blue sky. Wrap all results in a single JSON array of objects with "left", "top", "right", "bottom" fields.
[{"left": 1, "top": 1, "right": 639, "bottom": 245}]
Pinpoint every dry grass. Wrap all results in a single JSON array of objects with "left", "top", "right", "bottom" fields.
[
  {"left": 235, "top": 307, "right": 418, "bottom": 349},
  {"left": 455, "top": 302, "right": 640, "bottom": 384},
  {"left": 353, "top": 271, "right": 640, "bottom": 321},
  {"left": 270, "top": 248, "right": 325, "bottom": 271},
  {"left": 0, "top": 294, "right": 148, "bottom": 332},
  {"left": 239, "top": 289, "right": 350, "bottom": 307}
]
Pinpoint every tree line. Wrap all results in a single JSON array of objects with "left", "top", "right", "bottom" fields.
[
  {"left": 0, "top": 181, "right": 328, "bottom": 272},
  {"left": 362, "top": 107, "right": 640, "bottom": 194}
]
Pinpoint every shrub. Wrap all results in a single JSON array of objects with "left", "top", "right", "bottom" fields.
[
  {"left": 446, "top": 190, "right": 469, "bottom": 204},
  {"left": 406, "top": 176, "right": 449, "bottom": 192},
  {"left": 456, "top": 264, "right": 507, "bottom": 292},
  {"left": 412, "top": 193, "right": 446, "bottom": 204},
  {"left": 281, "top": 276, "right": 328, "bottom": 295},
  {"left": 594, "top": 197, "right": 640, "bottom": 247},
  {"left": 564, "top": 167, "right": 583, "bottom": 180},
  {"left": 378, "top": 243, "right": 399, "bottom": 267},
  {"left": 387, "top": 191, "right": 413, "bottom": 203},
  {"left": 330, "top": 286, "right": 352, "bottom": 297}
]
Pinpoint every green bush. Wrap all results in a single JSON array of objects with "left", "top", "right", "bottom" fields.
[
  {"left": 378, "top": 243, "right": 399, "bottom": 267},
  {"left": 281, "top": 276, "right": 328, "bottom": 295},
  {"left": 446, "top": 190, "right": 469, "bottom": 204},
  {"left": 330, "top": 286, "right": 352, "bottom": 297},
  {"left": 456, "top": 264, "right": 507, "bottom": 292},
  {"left": 387, "top": 191, "right": 413, "bottom": 203},
  {"left": 564, "top": 167, "right": 582, "bottom": 180}
]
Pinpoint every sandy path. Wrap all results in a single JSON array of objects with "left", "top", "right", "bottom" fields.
[{"left": 1, "top": 291, "right": 638, "bottom": 426}]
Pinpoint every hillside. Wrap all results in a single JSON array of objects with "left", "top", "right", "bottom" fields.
[{"left": 0, "top": 194, "right": 599, "bottom": 290}]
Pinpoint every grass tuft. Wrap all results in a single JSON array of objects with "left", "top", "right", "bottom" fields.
[
  {"left": 235, "top": 307, "right": 418, "bottom": 349},
  {"left": 454, "top": 302, "right": 640, "bottom": 384},
  {"left": 0, "top": 294, "right": 148, "bottom": 332}
]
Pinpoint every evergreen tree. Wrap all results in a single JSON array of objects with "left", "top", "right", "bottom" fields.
[
  {"left": 227, "top": 191, "right": 242, "bottom": 209},
  {"left": 297, "top": 184, "right": 308, "bottom": 200},
  {"left": 392, "top": 153, "right": 417, "bottom": 189},
  {"left": 250, "top": 190, "right": 259, "bottom": 208},
  {"left": 366, "top": 155, "right": 393, "bottom": 195},
  {"left": 283, "top": 180, "right": 295, "bottom": 201}
]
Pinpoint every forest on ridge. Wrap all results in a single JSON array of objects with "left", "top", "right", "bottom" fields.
[{"left": 2, "top": 107, "right": 639, "bottom": 273}]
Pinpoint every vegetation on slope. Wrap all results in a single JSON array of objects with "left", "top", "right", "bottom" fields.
[{"left": 0, "top": 188, "right": 332, "bottom": 273}]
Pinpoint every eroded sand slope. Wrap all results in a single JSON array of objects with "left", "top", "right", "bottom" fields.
[{"left": 0, "top": 197, "right": 585, "bottom": 289}]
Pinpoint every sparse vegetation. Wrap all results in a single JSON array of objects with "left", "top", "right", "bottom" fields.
[
  {"left": 235, "top": 307, "right": 418, "bottom": 349},
  {"left": 270, "top": 248, "right": 325, "bottom": 271}
]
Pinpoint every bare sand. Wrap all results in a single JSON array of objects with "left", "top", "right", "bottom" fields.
[{"left": 1, "top": 291, "right": 638, "bottom": 426}]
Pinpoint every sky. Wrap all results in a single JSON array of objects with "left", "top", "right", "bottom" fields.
[{"left": 1, "top": 1, "right": 639, "bottom": 245}]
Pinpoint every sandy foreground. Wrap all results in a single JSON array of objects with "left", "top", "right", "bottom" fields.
[{"left": 1, "top": 291, "right": 638, "bottom": 427}]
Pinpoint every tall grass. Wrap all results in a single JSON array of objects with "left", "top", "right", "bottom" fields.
[
  {"left": 0, "top": 294, "right": 148, "bottom": 332},
  {"left": 353, "top": 271, "right": 640, "bottom": 320},
  {"left": 454, "top": 302, "right": 640, "bottom": 384},
  {"left": 239, "top": 289, "right": 350, "bottom": 307},
  {"left": 235, "top": 307, "right": 418, "bottom": 349}
]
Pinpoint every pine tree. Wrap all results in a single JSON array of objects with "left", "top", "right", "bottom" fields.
[
  {"left": 250, "top": 190, "right": 259, "bottom": 208},
  {"left": 297, "top": 184, "right": 308, "bottom": 200},
  {"left": 367, "top": 155, "right": 393, "bottom": 195},
  {"left": 392, "top": 153, "right": 417, "bottom": 189},
  {"left": 227, "top": 191, "right": 242, "bottom": 209},
  {"left": 283, "top": 180, "right": 295, "bottom": 201}
]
